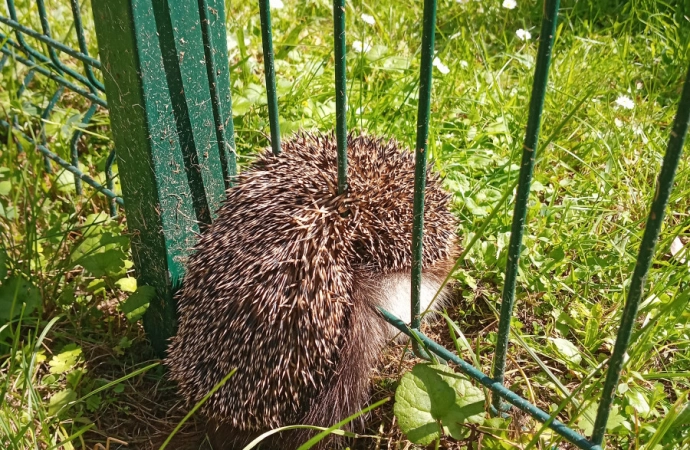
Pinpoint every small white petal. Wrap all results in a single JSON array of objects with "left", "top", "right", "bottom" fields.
[
  {"left": 432, "top": 57, "right": 450, "bottom": 75},
  {"left": 352, "top": 40, "right": 371, "bottom": 53},
  {"left": 515, "top": 29, "right": 531, "bottom": 41},
  {"left": 636, "top": 81, "right": 644, "bottom": 90},
  {"left": 614, "top": 118, "right": 623, "bottom": 128},
  {"left": 270, "top": 0, "right": 284, "bottom": 9},
  {"left": 226, "top": 35, "right": 237, "bottom": 51},
  {"left": 459, "top": 60, "right": 469, "bottom": 68},
  {"left": 502, "top": 0, "right": 517, "bottom": 9},
  {"left": 361, "top": 13, "right": 375, "bottom": 25},
  {"left": 671, "top": 237, "right": 688, "bottom": 264},
  {"left": 615, "top": 95, "right": 635, "bottom": 110}
]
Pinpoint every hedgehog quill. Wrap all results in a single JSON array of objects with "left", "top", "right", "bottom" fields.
[{"left": 165, "top": 132, "right": 458, "bottom": 449}]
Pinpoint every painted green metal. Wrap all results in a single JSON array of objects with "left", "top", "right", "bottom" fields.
[
  {"left": 590, "top": 63, "right": 690, "bottom": 447},
  {"left": 151, "top": 0, "right": 227, "bottom": 225},
  {"left": 92, "top": 0, "right": 202, "bottom": 355},
  {"left": 199, "top": 0, "right": 237, "bottom": 187},
  {"left": 3, "top": 1, "right": 689, "bottom": 447},
  {"left": 105, "top": 150, "right": 119, "bottom": 217},
  {"left": 0, "top": 119, "right": 124, "bottom": 206},
  {"left": 40, "top": 86, "right": 65, "bottom": 174},
  {"left": 5, "top": 0, "right": 101, "bottom": 93},
  {"left": 410, "top": 0, "right": 438, "bottom": 333},
  {"left": 333, "top": 0, "right": 347, "bottom": 195},
  {"left": 69, "top": 0, "right": 106, "bottom": 92},
  {"left": 258, "top": 0, "right": 281, "bottom": 155},
  {"left": 70, "top": 104, "right": 98, "bottom": 195},
  {"left": 0, "top": 40, "right": 106, "bottom": 107},
  {"left": 491, "top": 0, "right": 560, "bottom": 414},
  {"left": 0, "top": 14, "right": 102, "bottom": 68},
  {"left": 379, "top": 307, "right": 602, "bottom": 450}
]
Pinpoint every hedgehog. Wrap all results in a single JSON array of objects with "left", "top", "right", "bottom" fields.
[{"left": 165, "top": 132, "right": 459, "bottom": 449}]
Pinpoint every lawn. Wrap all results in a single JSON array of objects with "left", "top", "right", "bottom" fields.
[{"left": 1, "top": 0, "right": 690, "bottom": 449}]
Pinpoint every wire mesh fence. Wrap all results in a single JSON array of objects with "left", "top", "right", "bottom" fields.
[
  {"left": 0, "top": 0, "right": 120, "bottom": 216},
  {"left": 1, "top": 1, "right": 689, "bottom": 449}
]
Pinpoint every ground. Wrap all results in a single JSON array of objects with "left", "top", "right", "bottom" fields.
[{"left": 1, "top": 0, "right": 690, "bottom": 449}]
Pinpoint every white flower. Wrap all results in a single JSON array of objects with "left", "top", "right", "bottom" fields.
[
  {"left": 671, "top": 237, "right": 688, "bottom": 264},
  {"left": 636, "top": 81, "right": 644, "bottom": 90},
  {"left": 361, "top": 13, "right": 375, "bottom": 25},
  {"left": 515, "top": 29, "right": 531, "bottom": 40},
  {"left": 226, "top": 35, "right": 237, "bottom": 51},
  {"left": 432, "top": 57, "right": 450, "bottom": 75},
  {"left": 615, "top": 95, "right": 635, "bottom": 110},
  {"left": 633, "top": 124, "right": 648, "bottom": 143},
  {"left": 614, "top": 118, "right": 623, "bottom": 128},
  {"left": 352, "top": 40, "right": 371, "bottom": 53},
  {"left": 270, "top": 0, "right": 284, "bottom": 9},
  {"left": 459, "top": 60, "right": 469, "bottom": 68},
  {"left": 502, "top": 0, "right": 517, "bottom": 9}
]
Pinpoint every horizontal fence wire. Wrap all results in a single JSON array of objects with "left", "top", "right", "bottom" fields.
[
  {"left": 491, "top": 0, "right": 559, "bottom": 414},
  {"left": 590, "top": 61, "right": 690, "bottom": 447},
  {"left": 0, "top": 0, "right": 120, "bottom": 215},
  {"left": 378, "top": 307, "right": 602, "bottom": 450}
]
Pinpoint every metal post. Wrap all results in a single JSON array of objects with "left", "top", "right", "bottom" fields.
[
  {"left": 410, "top": 0, "right": 438, "bottom": 335},
  {"left": 333, "top": 0, "right": 347, "bottom": 195},
  {"left": 258, "top": 0, "right": 281, "bottom": 155},
  {"left": 590, "top": 62, "right": 690, "bottom": 447},
  {"left": 491, "top": 0, "right": 560, "bottom": 414},
  {"left": 92, "top": 0, "right": 233, "bottom": 355}
]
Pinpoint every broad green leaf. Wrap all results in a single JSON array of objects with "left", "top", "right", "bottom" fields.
[
  {"left": 0, "top": 180, "right": 11, "bottom": 196},
  {"left": 394, "top": 363, "right": 485, "bottom": 445},
  {"left": 549, "top": 337, "right": 582, "bottom": 364},
  {"left": 48, "top": 388, "right": 77, "bottom": 416},
  {"left": 79, "top": 248, "right": 126, "bottom": 278},
  {"left": 119, "top": 286, "right": 156, "bottom": 322},
  {"left": 49, "top": 344, "right": 83, "bottom": 374},
  {"left": 116, "top": 277, "right": 137, "bottom": 293},
  {"left": 0, "top": 276, "right": 42, "bottom": 320},
  {"left": 584, "top": 303, "right": 603, "bottom": 351},
  {"left": 626, "top": 389, "right": 651, "bottom": 417}
]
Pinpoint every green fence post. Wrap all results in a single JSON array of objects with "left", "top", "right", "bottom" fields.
[
  {"left": 491, "top": 0, "right": 559, "bottom": 414},
  {"left": 590, "top": 62, "right": 690, "bottom": 447},
  {"left": 259, "top": 0, "right": 281, "bottom": 155},
  {"left": 333, "top": 0, "right": 347, "bottom": 195},
  {"left": 92, "top": 0, "right": 233, "bottom": 355}
]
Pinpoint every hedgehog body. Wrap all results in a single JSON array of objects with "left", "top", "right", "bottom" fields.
[{"left": 165, "top": 133, "right": 458, "bottom": 448}]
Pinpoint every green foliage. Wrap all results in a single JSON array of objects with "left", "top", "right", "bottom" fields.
[
  {"left": 394, "top": 363, "right": 485, "bottom": 445},
  {"left": 2, "top": 0, "right": 690, "bottom": 448}
]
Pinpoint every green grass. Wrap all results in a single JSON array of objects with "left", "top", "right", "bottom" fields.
[{"left": 2, "top": 0, "right": 690, "bottom": 448}]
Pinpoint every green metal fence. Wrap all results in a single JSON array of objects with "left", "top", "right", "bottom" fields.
[{"left": 1, "top": 1, "right": 689, "bottom": 449}]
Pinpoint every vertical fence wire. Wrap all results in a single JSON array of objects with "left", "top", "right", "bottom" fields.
[
  {"left": 333, "top": 0, "right": 347, "bottom": 195},
  {"left": 258, "top": 0, "right": 281, "bottom": 155},
  {"left": 105, "top": 149, "right": 118, "bottom": 217},
  {"left": 70, "top": 104, "right": 98, "bottom": 195},
  {"left": 40, "top": 86, "right": 65, "bottom": 173},
  {"left": 490, "top": 0, "right": 560, "bottom": 414},
  {"left": 69, "top": 0, "right": 106, "bottom": 91},
  {"left": 410, "top": 0, "right": 438, "bottom": 335},
  {"left": 590, "top": 62, "right": 690, "bottom": 446}
]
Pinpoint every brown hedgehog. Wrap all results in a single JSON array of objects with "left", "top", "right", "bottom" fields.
[{"left": 165, "top": 132, "right": 458, "bottom": 449}]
